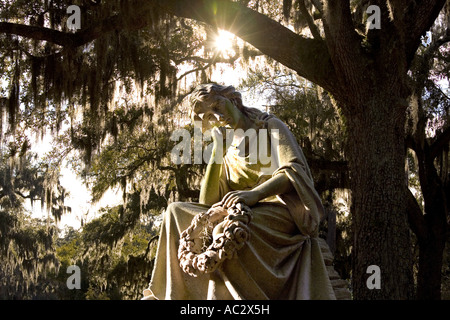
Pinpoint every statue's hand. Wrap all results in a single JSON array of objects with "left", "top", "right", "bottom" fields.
[
  {"left": 221, "top": 190, "right": 261, "bottom": 208},
  {"left": 211, "top": 126, "right": 226, "bottom": 143},
  {"left": 211, "top": 126, "right": 233, "bottom": 156}
]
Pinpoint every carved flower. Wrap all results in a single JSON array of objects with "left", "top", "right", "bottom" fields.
[{"left": 233, "top": 227, "right": 249, "bottom": 244}]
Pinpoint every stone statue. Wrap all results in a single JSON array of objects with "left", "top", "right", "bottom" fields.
[{"left": 142, "top": 84, "right": 336, "bottom": 300}]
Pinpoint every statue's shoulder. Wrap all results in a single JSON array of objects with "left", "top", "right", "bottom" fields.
[{"left": 262, "top": 113, "right": 289, "bottom": 132}]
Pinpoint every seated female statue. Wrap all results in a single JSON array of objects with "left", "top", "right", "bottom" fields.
[{"left": 142, "top": 83, "right": 335, "bottom": 300}]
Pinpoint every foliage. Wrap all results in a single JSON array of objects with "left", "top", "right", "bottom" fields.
[
  {"left": 405, "top": 10, "right": 450, "bottom": 299},
  {"left": 39, "top": 201, "right": 158, "bottom": 300},
  {"left": 60, "top": 201, "right": 157, "bottom": 300},
  {"left": 0, "top": 210, "right": 60, "bottom": 299},
  {"left": 241, "top": 65, "right": 345, "bottom": 162},
  {"left": 0, "top": 147, "right": 69, "bottom": 299}
]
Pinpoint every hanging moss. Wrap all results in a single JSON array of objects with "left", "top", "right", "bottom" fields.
[
  {"left": 0, "top": 208, "right": 60, "bottom": 299},
  {"left": 7, "top": 61, "right": 20, "bottom": 133}
]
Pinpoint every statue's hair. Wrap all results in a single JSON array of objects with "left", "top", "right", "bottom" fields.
[{"left": 189, "top": 83, "right": 265, "bottom": 128}]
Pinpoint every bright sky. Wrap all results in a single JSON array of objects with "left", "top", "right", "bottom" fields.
[
  {"left": 25, "top": 131, "right": 123, "bottom": 230},
  {"left": 27, "top": 169, "right": 122, "bottom": 230}
]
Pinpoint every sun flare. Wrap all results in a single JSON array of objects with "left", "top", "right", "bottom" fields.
[{"left": 214, "top": 29, "right": 235, "bottom": 56}]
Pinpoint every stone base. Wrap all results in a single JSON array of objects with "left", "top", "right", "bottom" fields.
[{"left": 317, "top": 237, "right": 352, "bottom": 300}]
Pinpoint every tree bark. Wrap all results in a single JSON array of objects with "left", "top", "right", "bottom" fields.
[
  {"left": 321, "top": 0, "right": 416, "bottom": 299},
  {"left": 344, "top": 91, "right": 415, "bottom": 299}
]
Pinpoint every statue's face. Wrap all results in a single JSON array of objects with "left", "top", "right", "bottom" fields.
[{"left": 193, "top": 95, "right": 244, "bottom": 131}]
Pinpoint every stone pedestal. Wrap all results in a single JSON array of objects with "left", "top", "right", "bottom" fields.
[{"left": 317, "top": 237, "right": 352, "bottom": 300}]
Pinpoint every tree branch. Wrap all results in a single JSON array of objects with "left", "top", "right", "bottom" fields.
[
  {"left": 298, "top": 0, "right": 322, "bottom": 40},
  {"left": 0, "top": 9, "right": 148, "bottom": 48},
  {"left": 0, "top": 22, "right": 75, "bottom": 47},
  {"left": 311, "top": 0, "right": 323, "bottom": 15},
  {"left": 430, "top": 126, "right": 450, "bottom": 160},
  {"left": 0, "top": 0, "right": 338, "bottom": 95},
  {"left": 406, "top": 187, "right": 428, "bottom": 240},
  {"left": 156, "top": 0, "right": 338, "bottom": 94},
  {"left": 422, "top": 28, "right": 450, "bottom": 66},
  {"left": 321, "top": 0, "right": 367, "bottom": 106},
  {"left": 402, "top": 0, "right": 447, "bottom": 65},
  {"left": 15, "top": 190, "right": 41, "bottom": 202}
]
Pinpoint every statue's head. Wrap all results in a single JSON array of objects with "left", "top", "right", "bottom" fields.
[{"left": 189, "top": 83, "right": 264, "bottom": 130}]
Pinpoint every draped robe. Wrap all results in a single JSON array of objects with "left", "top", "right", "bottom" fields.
[{"left": 143, "top": 114, "right": 336, "bottom": 300}]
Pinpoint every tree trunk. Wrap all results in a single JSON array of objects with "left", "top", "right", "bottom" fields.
[
  {"left": 416, "top": 159, "right": 447, "bottom": 299},
  {"left": 407, "top": 111, "right": 448, "bottom": 299},
  {"left": 417, "top": 229, "right": 445, "bottom": 300},
  {"left": 345, "top": 93, "right": 415, "bottom": 299}
]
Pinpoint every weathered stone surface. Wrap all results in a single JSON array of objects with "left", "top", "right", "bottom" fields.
[
  {"left": 326, "top": 266, "right": 341, "bottom": 280},
  {"left": 317, "top": 237, "right": 334, "bottom": 266},
  {"left": 318, "top": 237, "right": 352, "bottom": 300},
  {"left": 334, "top": 288, "right": 353, "bottom": 300}
]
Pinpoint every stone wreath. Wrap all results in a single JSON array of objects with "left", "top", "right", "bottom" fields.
[{"left": 178, "top": 202, "right": 253, "bottom": 277}]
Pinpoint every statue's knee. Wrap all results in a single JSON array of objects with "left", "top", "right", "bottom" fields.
[
  {"left": 166, "top": 202, "right": 183, "bottom": 214},
  {"left": 164, "top": 202, "right": 185, "bottom": 221}
]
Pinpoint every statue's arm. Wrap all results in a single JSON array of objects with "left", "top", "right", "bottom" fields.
[
  {"left": 252, "top": 173, "right": 293, "bottom": 200},
  {"left": 220, "top": 117, "right": 302, "bottom": 208},
  {"left": 199, "top": 126, "right": 230, "bottom": 206},
  {"left": 219, "top": 172, "right": 293, "bottom": 208},
  {"left": 250, "top": 117, "right": 297, "bottom": 201},
  {"left": 199, "top": 146, "right": 223, "bottom": 206}
]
